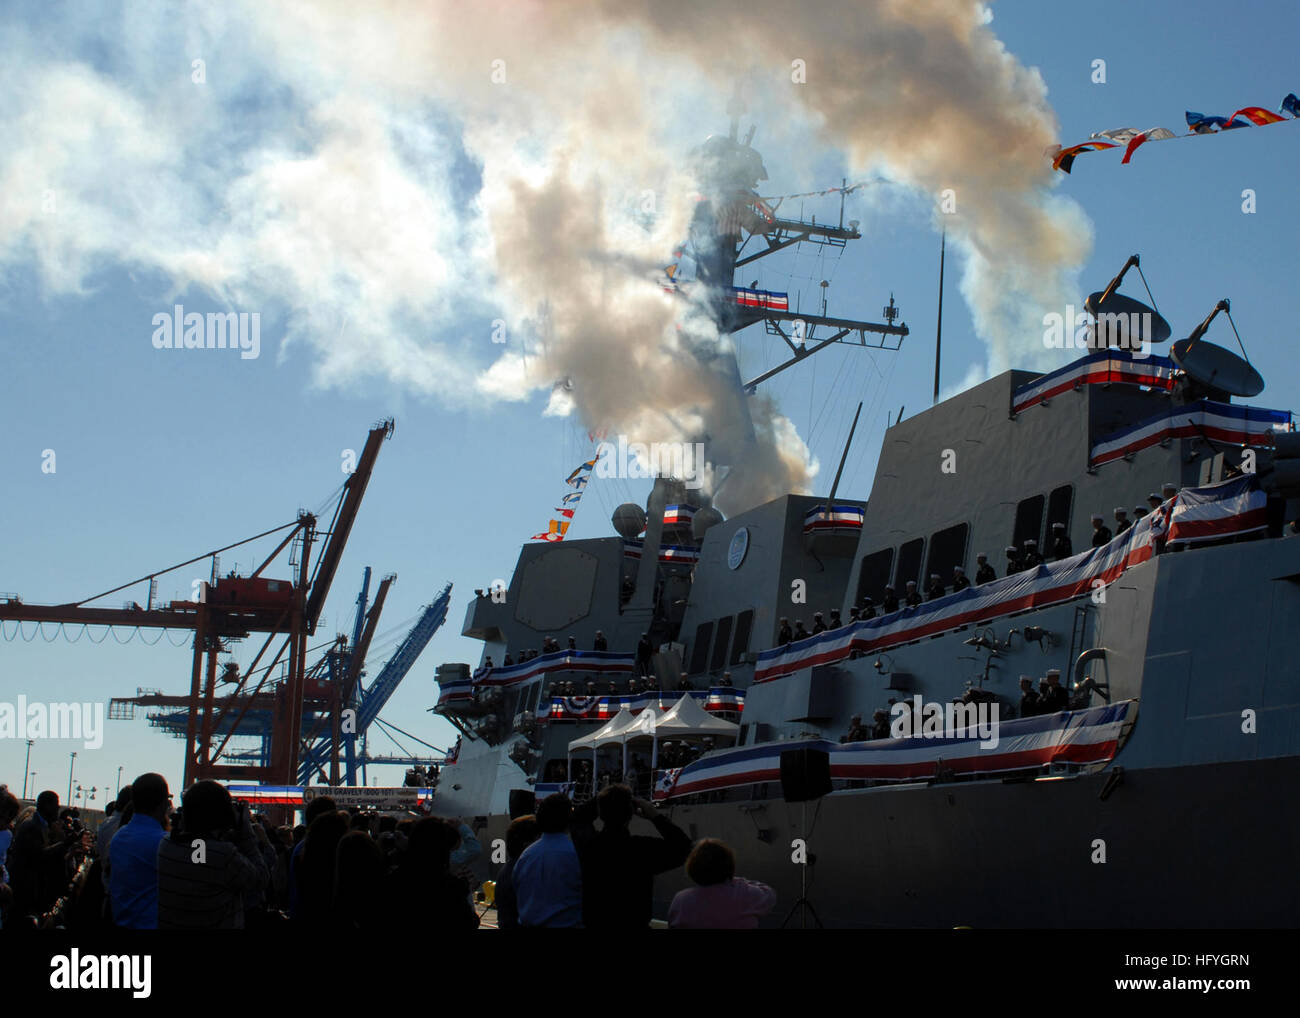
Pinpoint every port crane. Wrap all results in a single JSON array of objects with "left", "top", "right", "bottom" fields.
[{"left": 0, "top": 419, "right": 394, "bottom": 788}]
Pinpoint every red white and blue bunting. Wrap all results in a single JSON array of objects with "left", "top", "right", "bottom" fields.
[
  {"left": 755, "top": 475, "right": 1268, "bottom": 685},
  {"left": 470, "top": 649, "right": 635, "bottom": 688},
  {"left": 1090, "top": 400, "right": 1289, "bottom": 467},
  {"left": 1013, "top": 349, "right": 1178, "bottom": 414},
  {"left": 803, "top": 504, "right": 865, "bottom": 535},
  {"left": 658, "top": 700, "right": 1137, "bottom": 800}
]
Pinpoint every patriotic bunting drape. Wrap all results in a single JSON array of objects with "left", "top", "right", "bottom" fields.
[
  {"left": 1012, "top": 350, "right": 1179, "bottom": 413},
  {"left": 657, "top": 700, "right": 1137, "bottom": 801},
  {"left": 753, "top": 475, "right": 1272, "bottom": 686},
  {"left": 1089, "top": 400, "right": 1289, "bottom": 467}
]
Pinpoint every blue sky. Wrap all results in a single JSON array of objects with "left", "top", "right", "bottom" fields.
[{"left": 2, "top": 0, "right": 1297, "bottom": 803}]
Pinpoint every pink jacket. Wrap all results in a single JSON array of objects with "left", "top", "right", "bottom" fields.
[{"left": 668, "top": 878, "right": 777, "bottom": 929}]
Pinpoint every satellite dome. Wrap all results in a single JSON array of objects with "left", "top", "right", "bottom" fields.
[
  {"left": 692, "top": 506, "right": 724, "bottom": 541},
  {"left": 612, "top": 503, "right": 647, "bottom": 540}
]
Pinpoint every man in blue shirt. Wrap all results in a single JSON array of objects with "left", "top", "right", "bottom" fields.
[
  {"left": 107, "top": 773, "right": 170, "bottom": 929},
  {"left": 512, "top": 794, "right": 582, "bottom": 928}
]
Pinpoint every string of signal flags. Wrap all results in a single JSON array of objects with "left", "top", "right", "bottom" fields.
[{"left": 1049, "top": 91, "right": 1300, "bottom": 173}]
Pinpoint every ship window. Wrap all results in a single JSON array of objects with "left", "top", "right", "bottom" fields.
[
  {"left": 689, "top": 621, "right": 713, "bottom": 674},
  {"left": 1047, "top": 484, "right": 1073, "bottom": 533},
  {"left": 925, "top": 523, "right": 969, "bottom": 583},
  {"left": 894, "top": 538, "right": 925, "bottom": 591},
  {"left": 730, "top": 610, "right": 754, "bottom": 666},
  {"left": 855, "top": 548, "right": 894, "bottom": 606},
  {"left": 710, "top": 615, "right": 734, "bottom": 673},
  {"left": 1013, "top": 494, "right": 1046, "bottom": 549}
]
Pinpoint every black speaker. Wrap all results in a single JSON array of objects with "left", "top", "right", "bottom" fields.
[
  {"left": 508, "top": 789, "right": 536, "bottom": 819},
  {"left": 779, "top": 747, "right": 832, "bottom": 802}
]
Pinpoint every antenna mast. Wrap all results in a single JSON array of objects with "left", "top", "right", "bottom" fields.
[{"left": 934, "top": 230, "right": 945, "bottom": 405}]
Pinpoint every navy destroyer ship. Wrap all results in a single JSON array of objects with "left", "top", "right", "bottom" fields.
[{"left": 429, "top": 118, "right": 1300, "bottom": 928}]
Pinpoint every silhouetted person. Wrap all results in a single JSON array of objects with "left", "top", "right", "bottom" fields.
[
  {"left": 7, "top": 791, "right": 78, "bottom": 922},
  {"left": 156, "top": 781, "right": 268, "bottom": 930},
  {"left": 669, "top": 839, "right": 776, "bottom": 929},
  {"left": 777, "top": 618, "right": 793, "bottom": 645},
  {"left": 951, "top": 566, "right": 970, "bottom": 592},
  {"left": 636, "top": 634, "right": 653, "bottom": 677},
  {"left": 593, "top": 630, "right": 608, "bottom": 651},
  {"left": 383, "top": 817, "right": 479, "bottom": 933},
  {"left": 1114, "top": 507, "right": 1131, "bottom": 534},
  {"left": 811, "top": 612, "right": 827, "bottom": 634},
  {"left": 571, "top": 785, "right": 690, "bottom": 929},
  {"left": 333, "top": 830, "right": 385, "bottom": 932},
  {"left": 1050, "top": 522, "right": 1072, "bottom": 560},
  {"left": 1090, "top": 514, "right": 1112, "bottom": 548},
  {"left": 871, "top": 709, "right": 891, "bottom": 740},
  {"left": 974, "top": 553, "right": 996, "bottom": 585},
  {"left": 1040, "top": 670, "right": 1069, "bottom": 713},
  {"left": 926, "top": 574, "right": 945, "bottom": 600},
  {"left": 1004, "top": 545, "right": 1020, "bottom": 575},
  {"left": 842, "top": 714, "right": 870, "bottom": 743},
  {"left": 1018, "top": 676, "right": 1041, "bottom": 718},
  {"left": 494, "top": 814, "right": 540, "bottom": 931},
  {"left": 1020, "top": 539, "right": 1042, "bottom": 569},
  {"left": 904, "top": 581, "right": 922, "bottom": 608},
  {"left": 295, "top": 809, "right": 349, "bottom": 926},
  {"left": 793, "top": 620, "right": 809, "bottom": 640},
  {"left": 513, "top": 794, "right": 582, "bottom": 928},
  {"left": 881, "top": 585, "right": 899, "bottom": 613},
  {"left": 107, "top": 772, "right": 169, "bottom": 929}
]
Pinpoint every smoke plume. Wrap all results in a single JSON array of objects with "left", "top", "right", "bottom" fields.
[{"left": 1, "top": 0, "right": 1088, "bottom": 514}]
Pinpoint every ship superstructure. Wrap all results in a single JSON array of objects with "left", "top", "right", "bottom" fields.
[{"left": 429, "top": 121, "right": 1300, "bottom": 927}]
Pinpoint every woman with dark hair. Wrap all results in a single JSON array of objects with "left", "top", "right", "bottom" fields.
[
  {"left": 333, "top": 830, "right": 385, "bottom": 931},
  {"left": 156, "top": 780, "right": 269, "bottom": 929},
  {"left": 295, "top": 810, "right": 349, "bottom": 926},
  {"left": 668, "top": 839, "right": 776, "bottom": 930},
  {"left": 382, "top": 817, "right": 479, "bottom": 933}
]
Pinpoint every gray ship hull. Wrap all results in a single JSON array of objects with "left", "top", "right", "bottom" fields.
[{"left": 472, "top": 755, "right": 1299, "bottom": 928}]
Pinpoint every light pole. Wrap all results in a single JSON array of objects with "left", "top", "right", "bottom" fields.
[
  {"left": 67, "top": 751, "right": 77, "bottom": 804},
  {"left": 116, "top": 765, "right": 124, "bottom": 795},
  {"left": 22, "top": 739, "right": 34, "bottom": 798}
]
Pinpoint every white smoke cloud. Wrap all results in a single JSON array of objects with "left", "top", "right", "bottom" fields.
[{"left": 0, "top": 0, "right": 1088, "bottom": 513}]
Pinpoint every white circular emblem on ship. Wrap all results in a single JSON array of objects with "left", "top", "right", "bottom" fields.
[{"left": 727, "top": 527, "right": 749, "bottom": 569}]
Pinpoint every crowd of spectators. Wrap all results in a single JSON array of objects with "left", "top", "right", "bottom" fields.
[
  {"left": 1, "top": 778, "right": 777, "bottom": 931},
  {"left": 0, "top": 775, "right": 482, "bottom": 932}
]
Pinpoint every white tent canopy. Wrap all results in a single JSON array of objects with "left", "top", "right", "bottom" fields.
[
  {"left": 655, "top": 693, "right": 740, "bottom": 739},
  {"left": 567, "top": 707, "right": 636, "bottom": 752},
  {"left": 622, "top": 705, "right": 664, "bottom": 742}
]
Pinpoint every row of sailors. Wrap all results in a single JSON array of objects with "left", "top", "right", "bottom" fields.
[
  {"left": 1088, "top": 485, "right": 1177, "bottom": 547},
  {"left": 775, "top": 485, "right": 1183, "bottom": 645},
  {"left": 839, "top": 669, "right": 1084, "bottom": 743},
  {"left": 495, "top": 631, "right": 611, "bottom": 668}
]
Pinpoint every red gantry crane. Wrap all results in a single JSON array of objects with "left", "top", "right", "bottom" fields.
[{"left": 0, "top": 419, "right": 394, "bottom": 789}]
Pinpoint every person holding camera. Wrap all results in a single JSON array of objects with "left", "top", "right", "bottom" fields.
[
  {"left": 6, "top": 791, "right": 88, "bottom": 924},
  {"left": 156, "top": 781, "right": 269, "bottom": 929}
]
